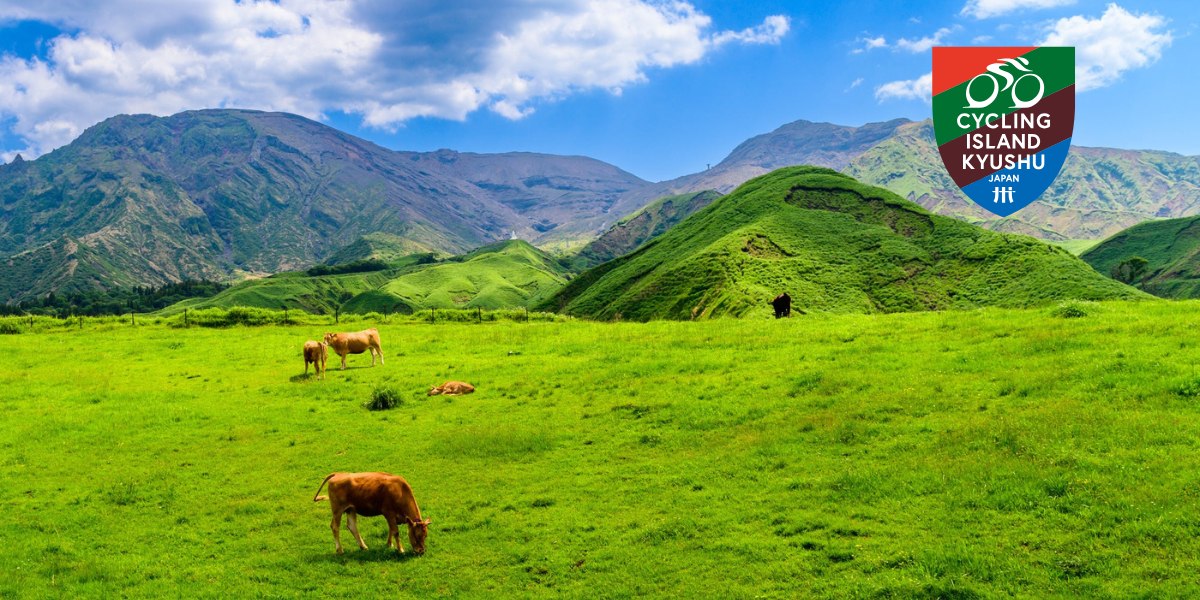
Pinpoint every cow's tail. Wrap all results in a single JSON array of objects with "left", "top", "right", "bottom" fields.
[{"left": 313, "top": 473, "right": 336, "bottom": 502}]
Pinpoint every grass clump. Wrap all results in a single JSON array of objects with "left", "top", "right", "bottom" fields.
[
  {"left": 1051, "top": 299, "right": 1098, "bottom": 318},
  {"left": 365, "top": 386, "right": 403, "bottom": 411}
]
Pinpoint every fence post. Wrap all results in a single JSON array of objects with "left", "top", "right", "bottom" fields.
[
  {"left": 477, "top": 307, "right": 481, "bottom": 324},
  {"left": 431, "top": 307, "right": 435, "bottom": 324},
  {"left": 525, "top": 307, "right": 529, "bottom": 322},
  {"left": 385, "top": 306, "right": 389, "bottom": 324},
  {"left": 131, "top": 311, "right": 135, "bottom": 327},
  {"left": 335, "top": 307, "right": 339, "bottom": 324},
  {"left": 184, "top": 309, "right": 189, "bottom": 327}
]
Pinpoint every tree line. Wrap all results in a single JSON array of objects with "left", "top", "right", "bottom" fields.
[{"left": 0, "top": 279, "right": 229, "bottom": 317}]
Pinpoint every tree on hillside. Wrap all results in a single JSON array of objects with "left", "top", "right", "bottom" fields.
[{"left": 1110, "top": 256, "right": 1149, "bottom": 288}]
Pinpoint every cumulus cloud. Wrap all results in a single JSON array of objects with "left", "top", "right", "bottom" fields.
[
  {"left": 961, "top": 0, "right": 1076, "bottom": 19},
  {"left": 874, "top": 72, "right": 932, "bottom": 103},
  {"left": 853, "top": 26, "right": 958, "bottom": 54},
  {"left": 895, "top": 26, "right": 959, "bottom": 53},
  {"left": 0, "top": 0, "right": 790, "bottom": 159},
  {"left": 1039, "top": 4, "right": 1172, "bottom": 91}
]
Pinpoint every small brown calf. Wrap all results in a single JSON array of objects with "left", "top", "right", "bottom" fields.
[
  {"left": 303, "top": 341, "right": 327, "bottom": 380},
  {"left": 428, "top": 381, "right": 475, "bottom": 396}
]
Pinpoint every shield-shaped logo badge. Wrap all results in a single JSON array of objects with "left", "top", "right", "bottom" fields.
[{"left": 932, "top": 47, "right": 1075, "bottom": 217}]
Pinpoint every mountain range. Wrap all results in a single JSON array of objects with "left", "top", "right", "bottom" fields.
[
  {"left": 3, "top": 108, "right": 1199, "bottom": 305},
  {"left": 0, "top": 109, "right": 643, "bottom": 302}
]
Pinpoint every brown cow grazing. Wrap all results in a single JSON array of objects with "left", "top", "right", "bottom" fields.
[
  {"left": 303, "top": 341, "right": 327, "bottom": 380},
  {"left": 771, "top": 293, "right": 792, "bottom": 319},
  {"left": 428, "top": 381, "right": 475, "bottom": 396},
  {"left": 323, "top": 328, "right": 384, "bottom": 370},
  {"left": 313, "top": 472, "right": 431, "bottom": 554}
]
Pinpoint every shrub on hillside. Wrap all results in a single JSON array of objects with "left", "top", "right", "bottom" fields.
[
  {"left": 366, "top": 387, "right": 403, "bottom": 411},
  {"left": 1051, "top": 300, "right": 1098, "bottom": 319}
]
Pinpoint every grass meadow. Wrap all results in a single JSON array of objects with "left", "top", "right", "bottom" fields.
[{"left": 4, "top": 302, "right": 1200, "bottom": 598}]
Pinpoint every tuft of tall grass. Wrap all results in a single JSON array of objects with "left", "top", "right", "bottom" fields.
[{"left": 365, "top": 387, "right": 403, "bottom": 411}]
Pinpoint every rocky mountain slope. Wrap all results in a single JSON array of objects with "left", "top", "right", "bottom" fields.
[{"left": 844, "top": 120, "right": 1200, "bottom": 242}]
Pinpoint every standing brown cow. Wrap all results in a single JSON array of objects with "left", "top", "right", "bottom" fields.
[
  {"left": 303, "top": 341, "right": 327, "bottom": 380},
  {"left": 313, "top": 472, "right": 431, "bottom": 554},
  {"left": 323, "top": 328, "right": 384, "bottom": 370}
]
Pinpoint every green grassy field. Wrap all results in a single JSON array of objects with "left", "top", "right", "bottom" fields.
[{"left": 4, "top": 301, "right": 1200, "bottom": 598}]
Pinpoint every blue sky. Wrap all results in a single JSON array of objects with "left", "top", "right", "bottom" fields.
[{"left": 0, "top": 0, "right": 1194, "bottom": 182}]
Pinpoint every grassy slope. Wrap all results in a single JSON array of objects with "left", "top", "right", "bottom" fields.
[
  {"left": 541, "top": 167, "right": 1146, "bottom": 321},
  {"left": 4, "top": 303, "right": 1200, "bottom": 598},
  {"left": 163, "top": 271, "right": 394, "bottom": 315},
  {"left": 341, "top": 240, "right": 568, "bottom": 313},
  {"left": 1050, "top": 239, "right": 1102, "bottom": 256},
  {"left": 565, "top": 191, "right": 721, "bottom": 271},
  {"left": 1081, "top": 215, "right": 1200, "bottom": 298},
  {"left": 324, "top": 232, "right": 441, "bottom": 266}
]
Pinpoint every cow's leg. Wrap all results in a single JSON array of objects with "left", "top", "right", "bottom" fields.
[
  {"left": 305, "top": 360, "right": 310, "bottom": 376},
  {"left": 385, "top": 514, "right": 403, "bottom": 552},
  {"left": 341, "top": 354, "right": 347, "bottom": 371},
  {"left": 347, "top": 510, "right": 368, "bottom": 550},
  {"left": 376, "top": 346, "right": 384, "bottom": 365},
  {"left": 385, "top": 514, "right": 398, "bottom": 549},
  {"left": 330, "top": 508, "right": 345, "bottom": 554}
]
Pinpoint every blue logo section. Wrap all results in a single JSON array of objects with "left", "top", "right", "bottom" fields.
[{"left": 960, "top": 137, "right": 1071, "bottom": 217}]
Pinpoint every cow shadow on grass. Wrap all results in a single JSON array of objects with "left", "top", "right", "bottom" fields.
[
  {"left": 310, "top": 547, "right": 424, "bottom": 564},
  {"left": 290, "top": 373, "right": 318, "bottom": 383}
]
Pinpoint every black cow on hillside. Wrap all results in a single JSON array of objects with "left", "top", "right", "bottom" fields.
[{"left": 771, "top": 293, "right": 791, "bottom": 319}]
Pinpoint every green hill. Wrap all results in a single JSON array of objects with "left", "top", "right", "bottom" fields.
[
  {"left": 324, "top": 232, "right": 442, "bottom": 265},
  {"left": 540, "top": 167, "right": 1147, "bottom": 320},
  {"left": 163, "top": 271, "right": 393, "bottom": 315},
  {"left": 342, "top": 240, "right": 568, "bottom": 313},
  {"left": 1081, "top": 215, "right": 1200, "bottom": 298},
  {"left": 567, "top": 190, "right": 720, "bottom": 271}
]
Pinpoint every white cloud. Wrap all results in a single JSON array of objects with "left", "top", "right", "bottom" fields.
[
  {"left": 972, "top": 35, "right": 994, "bottom": 44},
  {"left": 1039, "top": 4, "right": 1172, "bottom": 91},
  {"left": 875, "top": 72, "right": 933, "bottom": 103},
  {"left": 962, "top": 0, "right": 1076, "bottom": 19},
  {"left": 0, "top": 0, "right": 790, "bottom": 158},
  {"left": 854, "top": 26, "right": 958, "bottom": 54},
  {"left": 852, "top": 35, "right": 888, "bottom": 53},
  {"left": 895, "top": 26, "right": 959, "bottom": 53},
  {"left": 845, "top": 77, "right": 863, "bottom": 92}
]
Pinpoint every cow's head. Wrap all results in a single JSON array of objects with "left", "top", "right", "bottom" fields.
[
  {"left": 427, "top": 386, "right": 443, "bottom": 396},
  {"left": 323, "top": 332, "right": 335, "bottom": 345},
  {"left": 405, "top": 517, "right": 431, "bottom": 554}
]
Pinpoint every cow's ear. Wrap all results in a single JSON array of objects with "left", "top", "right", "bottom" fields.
[
  {"left": 404, "top": 516, "right": 415, "bottom": 525},
  {"left": 423, "top": 519, "right": 432, "bottom": 525}
]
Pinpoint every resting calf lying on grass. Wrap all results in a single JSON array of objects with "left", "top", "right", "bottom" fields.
[{"left": 428, "top": 381, "right": 474, "bottom": 396}]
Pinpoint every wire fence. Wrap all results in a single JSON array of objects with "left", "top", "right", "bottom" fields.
[{"left": 0, "top": 306, "right": 566, "bottom": 334}]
